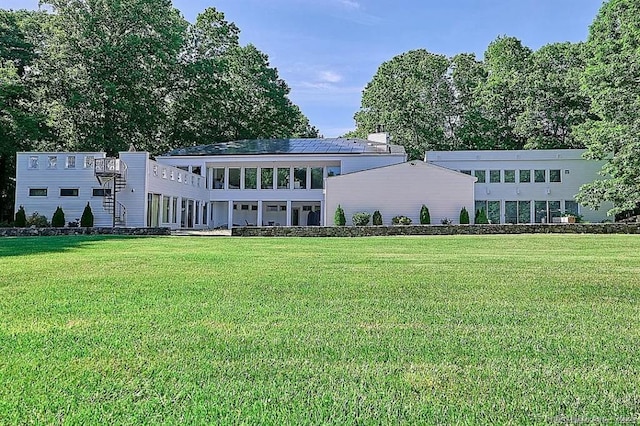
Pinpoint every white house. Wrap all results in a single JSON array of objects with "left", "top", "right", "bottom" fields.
[{"left": 425, "top": 149, "right": 612, "bottom": 223}]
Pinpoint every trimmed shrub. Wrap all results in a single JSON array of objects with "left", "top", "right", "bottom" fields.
[
  {"left": 441, "top": 217, "right": 452, "bottom": 225},
  {"left": 352, "top": 212, "right": 371, "bottom": 226},
  {"left": 420, "top": 205, "right": 431, "bottom": 225},
  {"left": 372, "top": 210, "right": 383, "bottom": 226},
  {"left": 334, "top": 204, "right": 346, "bottom": 226},
  {"left": 392, "top": 215, "right": 412, "bottom": 225},
  {"left": 15, "top": 205, "right": 27, "bottom": 227},
  {"left": 52, "top": 206, "right": 66, "bottom": 228},
  {"left": 460, "top": 207, "right": 470, "bottom": 224},
  {"left": 475, "top": 209, "right": 489, "bottom": 224},
  {"left": 81, "top": 202, "right": 94, "bottom": 227},
  {"left": 26, "top": 212, "right": 49, "bottom": 228}
]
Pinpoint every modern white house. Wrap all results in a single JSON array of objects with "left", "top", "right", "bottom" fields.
[
  {"left": 425, "top": 149, "right": 611, "bottom": 223},
  {"left": 14, "top": 137, "right": 611, "bottom": 229}
]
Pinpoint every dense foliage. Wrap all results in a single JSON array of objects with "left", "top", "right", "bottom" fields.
[
  {"left": 334, "top": 205, "right": 346, "bottom": 226},
  {"left": 14, "top": 205, "right": 25, "bottom": 227},
  {"left": 372, "top": 210, "right": 382, "bottom": 226},
  {"left": 51, "top": 206, "right": 65, "bottom": 227},
  {"left": 80, "top": 202, "right": 93, "bottom": 227},
  {"left": 351, "top": 212, "right": 371, "bottom": 226},
  {"left": 475, "top": 209, "right": 489, "bottom": 224},
  {"left": 460, "top": 207, "right": 470, "bottom": 225},
  {"left": 0, "top": 4, "right": 316, "bottom": 221},
  {"left": 419, "top": 205, "right": 430, "bottom": 225}
]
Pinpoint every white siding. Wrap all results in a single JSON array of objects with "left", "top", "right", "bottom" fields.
[{"left": 325, "top": 161, "right": 476, "bottom": 226}]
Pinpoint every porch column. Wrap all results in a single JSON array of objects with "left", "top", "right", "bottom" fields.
[
  {"left": 286, "top": 200, "right": 292, "bottom": 226},
  {"left": 227, "top": 200, "right": 234, "bottom": 230},
  {"left": 257, "top": 200, "right": 263, "bottom": 227},
  {"left": 320, "top": 200, "right": 324, "bottom": 226}
]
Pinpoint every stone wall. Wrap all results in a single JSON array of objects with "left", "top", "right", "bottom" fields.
[
  {"left": 232, "top": 223, "right": 640, "bottom": 237},
  {"left": 0, "top": 227, "right": 171, "bottom": 237}
]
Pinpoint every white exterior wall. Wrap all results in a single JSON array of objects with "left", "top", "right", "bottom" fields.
[
  {"left": 426, "top": 149, "right": 612, "bottom": 223},
  {"left": 15, "top": 152, "right": 113, "bottom": 226},
  {"left": 325, "top": 161, "right": 476, "bottom": 226}
]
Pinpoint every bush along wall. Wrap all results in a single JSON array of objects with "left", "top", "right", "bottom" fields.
[
  {"left": 81, "top": 202, "right": 94, "bottom": 227},
  {"left": 460, "top": 207, "right": 470, "bottom": 224},
  {"left": 334, "top": 205, "right": 346, "bottom": 226},
  {"left": 420, "top": 205, "right": 431, "bottom": 224},
  {"left": 352, "top": 212, "right": 371, "bottom": 226},
  {"left": 52, "top": 207, "right": 66, "bottom": 228},
  {"left": 372, "top": 210, "right": 383, "bottom": 226},
  {"left": 14, "top": 206, "right": 26, "bottom": 227}
]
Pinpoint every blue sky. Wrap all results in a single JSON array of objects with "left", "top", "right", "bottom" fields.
[{"left": 4, "top": 0, "right": 603, "bottom": 137}]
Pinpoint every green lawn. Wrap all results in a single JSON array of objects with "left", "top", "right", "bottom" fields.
[{"left": 1, "top": 235, "right": 639, "bottom": 424}]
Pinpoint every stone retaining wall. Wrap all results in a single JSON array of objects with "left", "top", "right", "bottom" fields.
[
  {"left": 232, "top": 223, "right": 640, "bottom": 237},
  {"left": 0, "top": 227, "right": 171, "bottom": 237}
]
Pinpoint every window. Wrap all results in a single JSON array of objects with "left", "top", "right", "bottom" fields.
[
  {"left": 519, "top": 170, "right": 531, "bottom": 183},
  {"left": 535, "top": 201, "right": 547, "bottom": 223},
  {"left": 48, "top": 156, "right": 57, "bottom": 169},
  {"left": 280, "top": 205, "right": 287, "bottom": 211},
  {"left": 192, "top": 166, "right": 201, "bottom": 176},
  {"left": 241, "top": 204, "right": 249, "bottom": 210},
  {"left": 504, "top": 170, "right": 516, "bottom": 183},
  {"left": 474, "top": 170, "right": 486, "bottom": 183},
  {"left": 294, "top": 167, "right": 307, "bottom": 189},
  {"left": 505, "top": 201, "right": 518, "bottom": 224},
  {"left": 84, "top": 155, "right": 94, "bottom": 169},
  {"left": 261, "top": 168, "right": 273, "bottom": 189},
  {"left": 66, "top": 156, "right": 76, "bottom": 169},
  {"left": 277, "top": 168, "right": 289, "bottom": 189},
  {"left": 244, "top": 168, "right": 257, "bottom": 189},
  {"left": 153, "top": 165, "right": 158, "bottom": 176},
  {"left": 177, "top": 166, "right": 188, "bottom": 171},
  {"left": 177, "top": 173, "right": 182, "bottom": 183},
  {"left": 251, "top": 205, "right": 257, "bottom": 211},
  {"left": 308, "top": 167, "right": 323, "bottom": 189},
  {"left": 303, "top": 205, "right": 312, "bottom": 211},
  {"left": 489, "top": 170, "right": 501, "bottom": 183},
  {"left": 565, "top": 200, "right": 579, "bottom": 216},
  {"left": 266, "top": 205, "right": 278, "bottom": 212},
  {"left": 29, "top": 156, "right": 39, "bottom": 169},
  {"left": 549, "top": 169, "right": 561, "bottom": 183},
  {"left": 195, "top": 201, "right": 200, "bottom": 225},
  {"left": 60, "top": 188, "right": 79, "bottom": 197},
  {"left": 162, "top": 168, "right": 167, "bottom": 179},
  {"left": 549, "top": 201, "right": 561, "bottom": 221},
  {"left": 29, "top": 188, "right": 47, "bottom": 196},
  {"left": 460, "top": 170, "right": 472, "bottom": 175},
  {"left": 327, "top": 166, "right": 341, "bottom": 177},
  {"left": 170, "top": 170, "right": 175, "bottom": 181},
  {"left": 92, "top": 188, "right": 112, "bottom": 197},
  {"left": 228, "top": 168, "right": 241, "bottom": 189},
  {"left": 202, "top": 203, "right": 208, "bottom": 225},
  {"left": 475, "top": 200, "right": 487, "bottom": 216},
  {"left": 487, "top": 201, "right": 501, "bottom": 224},
  {"left": 534, "top": 169, "right": 546, "bottom": 183},
  {"left": 163, "top": 196, "right": 170, "bottom": 223},
  {"left": 518, "top": 201, "right": 531, "bottom": 223},
  {"left": 212, "top": 168, "right": 224, "bottom": 189},
  {"left": 172, "top": 197, "right": 178, "bottom": 223}
]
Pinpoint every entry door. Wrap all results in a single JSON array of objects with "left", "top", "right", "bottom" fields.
[{"left": 292, "top": 208, "right": 300, "bottom": 226}]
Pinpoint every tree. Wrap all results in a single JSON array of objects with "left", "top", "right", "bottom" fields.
[
  {"left": 14, "top": 205, "right": 26, "bottom": 227},
  {"left": 334, "top": 205, "right": 346, "bottom": 226},
  {"left": 516, "top": 42, "right": 591, "bottom": 149},
  {"left": 460, "top": 207, "right": 470, "bottom": 224},
  {"left": 40, "top": 0, "right": 188, "bottom": 155},
  {"left": 475, "top": 209, "right": 489, "bottom": 224},
  {"left": 80, "top": 202, "right": 94, "bottom": 227},
  {"left": 372, "top": 210, "right": 382, "bottom": 226},
  {"left": 576, "top": 0, "right": 640, "bottom": 215},
  {"left": 51, "top": 206, "right": 65, "bottom": 227},
  {"left": 353, "top": 49, "right": 454, "bottom": 159}
]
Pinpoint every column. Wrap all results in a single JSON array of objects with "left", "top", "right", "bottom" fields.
[
  {"left": 320, "top": 200, "right": 324, "bottom": 226},
  {"left": 227, "top": 200, "right": 234, "bottom": 230},
  {"left": 286, "top": 200, "right": 292, "bottom": 226},
  {"left": 257, "top": 200, "right": 263, "bottom": 227}
]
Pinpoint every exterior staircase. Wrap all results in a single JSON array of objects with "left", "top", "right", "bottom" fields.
[{"left": 94, "top": 158, "right": 127, "bottom": 227}]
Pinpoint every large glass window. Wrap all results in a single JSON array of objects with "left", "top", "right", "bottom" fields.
[
  {"left": 212, "top": 168, "right": 224, "bottom": 189},
  {"left": 535, "top": 201, "right": 547, "bottom": 223},
  {"left": 518, "top": 201, "right": 531, "bottom": 223},
  {"left": 549, "top": 169, "right": 561, "bottom": 183},
  {"left": 460, "top": 170, "right": 472, "bottom": 175},
  {"left": 488, "top": 201, "right": 501, "bottom": 224},
  {"left": 534, "top": 169, "right": 546, "bottom": 183},
  {"left": 172, "top": 197, "right": 178, "bottom": 223},
  {"left": 29, "top": 188, "right": 47, "bottom": 196},
  {"left": 490, "top": 170, "right": 501, "bottom": 183},
  {"left": 261, "top": 167, "right": 273, "bottom": 189},
  {"left": 474, "top": 170, "right": 486, "bottom": 183},
  {"left": 549, "top": 201, "right": 561, "bottom": 221},
  {"left": 311, "top": 167, "right": 323, "bottom": 189},
  {"left": 294, "top": 168, "right": 307, "bottom": 189},
  {"left": 565, "top": 200, "right": 579, "bottom": 216},
  {"left": 228, "top": 168, "right": 240, "bottom": 189},
  {"left": 277, "top": 168, "right": 289, "bottom": 189},
  {"left": 505, "top": 201, "right": 518, "bottom": 224},
  {"left": 327, "top": 166, "right": 341, "bottom": 177},
  {"left": 244, "top": 168, "right": 257, "bottom": 189},
  {"left": 475, "top": 200, "right": 487, "bottom": 216},
  {"left": 519, "top": 170, "right": 531, "bottom": 183},
  {"left": 504, "top": 170, "right": 516, "bottom": 183}
]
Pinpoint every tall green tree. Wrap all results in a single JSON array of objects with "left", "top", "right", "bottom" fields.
[
  {"left": 516, "top": 42, "right": 590, "bottom": 149},
  {"left": 353, "top": 49, "right": 454, "bottom": 159},
  {"left": 41, "top": 0, "right": 188, "bottom": 155},
  {"left": 576, "top": 0, "right": 640, "bottom": 215}
]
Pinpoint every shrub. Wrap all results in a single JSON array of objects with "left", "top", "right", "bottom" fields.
[
  {"left": 15, "top": 205, "right": 27, "bottom": 227},
  {"left": 52, "top": 206, "right": 66, "bottom": 228},
  {"left": 372, "top": 210, "right": 383, "bottom": 226},
  {"left": 441, "top": 217, "right": 452, "bottom": 225},
  {"left": 26, "top": 212, "right": 49, "bottom": 228},
  {"left": 352, "top": 212, "right": 371, "bottom": 226},
  {"left": 460, "top": 207, "right": 470, "bottom": 224},
  {"left": 81, "top": 202, "right": 94, "bottom": 227},
  {"left": 420, "top": 205, "right": 430, "bottom": 224},
  {"left": 334, "top": 204, "right": 346, "bottom": 226},
  {"left": 392, "top": 215, "right": 412, "bottom": 225},
  {"left": 475, "top": 209, "right": 489, "bottom": 224}
]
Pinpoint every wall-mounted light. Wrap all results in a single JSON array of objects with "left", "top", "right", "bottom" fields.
[
  {"left": 546, "top": 188, "right": 551, "bottom": 194},
  {"left": 131, "top": 188, "right": 135, "bottom": 193}
]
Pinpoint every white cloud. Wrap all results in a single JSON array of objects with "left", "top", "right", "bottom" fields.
[
  {"left": 318, "top": 70, "right": 343, "bottom": 84},
  {"left": 339, "top": 0, "right": 361, "bottom": 10}
]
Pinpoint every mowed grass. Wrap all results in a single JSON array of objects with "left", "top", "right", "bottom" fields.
[{"left": 1, "top": 235, "right": 639, "bottom": 424}]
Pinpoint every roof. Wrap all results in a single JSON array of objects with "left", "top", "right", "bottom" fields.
[
  {"left": 328, "top": 160, "right": 478, "bottom": 182},
  {"left": 164, "top": 138, "right": 403, "bottom": 157},
  {"left": 425, "top": 149, "right": 588, "bottom": 162}
]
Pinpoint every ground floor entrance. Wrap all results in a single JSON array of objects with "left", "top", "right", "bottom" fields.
[{"left": 209, "top": 200, "right": 323, "bottom": 229}]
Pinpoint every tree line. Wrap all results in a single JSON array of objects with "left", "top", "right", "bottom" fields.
[
  {"left": 349, "top": 0, "right": 640, "bottom": 216},
  {"left": 0, "top": 1, "right": 317, "bottom": 222}
]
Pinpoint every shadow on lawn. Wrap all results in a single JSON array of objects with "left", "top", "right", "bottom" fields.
[{"left": 0, "top": 235, "right": 144, "bottom": 258}]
